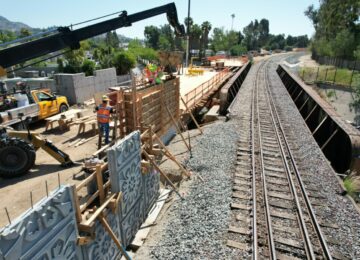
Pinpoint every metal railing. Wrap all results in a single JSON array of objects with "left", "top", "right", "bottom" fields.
[{"left": 184, "top": 68, "right": 229, "bottom": 108}]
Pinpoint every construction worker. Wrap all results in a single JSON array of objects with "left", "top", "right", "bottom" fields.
[{"left": 95, "top": 95, "right": 113, "bottom": 144}]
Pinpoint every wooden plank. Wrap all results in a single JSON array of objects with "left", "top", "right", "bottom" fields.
[
  {"left": 271, "top": 210, "right": 296, "bottom": 221},
  {"left": 228, "top": 226, "right": 249, "bottom": 235},
  {"left": 226, "top": 240, "right": 247, "bottom": 250},
  {"left": 232, "top": 192, "right": 249, "bottom": 200},
  {"left": 231, "top": 203, "right": 250, "bottom": 211},
  {"left": 129, "top": 189, "right": 170, "bottom": 249}
]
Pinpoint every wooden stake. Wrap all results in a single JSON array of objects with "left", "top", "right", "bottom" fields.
[
  {"left": 131, "top": 71, "right": 137, "bottom": 132},
  {"left": 5, "top": 207, "right": 11, "bottom": 225},
  {"left": 95, "top": 164, "right": 105, "bottom": 204},
  {"left": 181, "top": 96, "right": 203, "bottom": 134},
  {"left": 98, "top": 213, "right": 132, "bottom": 260},
  {"left": 153, "top": 134, "right": 191, "bottom": 178},
  {"left": 163, "top": 102, "right": 191, "bottom": 152},
  {"left": 143, "top": 151, "right": 184, "bottom": 200},
  {"left": 71, "top": 185, "right": 83, "bottom": 223}
]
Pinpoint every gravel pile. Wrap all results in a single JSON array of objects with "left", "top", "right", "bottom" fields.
[
  {"left": 268, "top": 59, "right": 360, "bottom": 259},
  {"left": 149, "top": 119, "right": 240, "bottom": 259}
]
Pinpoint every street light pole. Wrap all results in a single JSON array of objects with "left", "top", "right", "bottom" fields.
[{"left": 185, "top": 0, "right": 191, "bottom": 68}]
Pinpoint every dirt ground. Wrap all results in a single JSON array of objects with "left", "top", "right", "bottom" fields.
[{"left": 0, "top": 105, "right": 100, "bottom": 227}]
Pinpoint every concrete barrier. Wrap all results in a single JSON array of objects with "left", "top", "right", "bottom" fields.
[
  {"left": 277, "top": 64, "right": 360, "bottom": 173},
  {"left": 220, "top": 62, "right": 251, "bottom": 114}
]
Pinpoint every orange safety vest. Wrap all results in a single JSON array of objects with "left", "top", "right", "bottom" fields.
[{"left": 97, "top": 104, "right": 111, "bottom": 123}]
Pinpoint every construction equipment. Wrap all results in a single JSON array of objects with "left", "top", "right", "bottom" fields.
[
  {"left": 0, "top": 3, "right": 185, "bottom": 77},
  {"left": 0, "top": 84, "right": 69, "bottom": 129},
  {"left": 0, "top": 114, "right": 72, "bottom": 178},
  {"left": 0, "top": 3, "right": 184, "bottom": 178}
]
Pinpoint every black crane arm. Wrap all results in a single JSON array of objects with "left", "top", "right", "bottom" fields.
[{"left": 0, "top": 2, "right": 185, "bottom": 71}]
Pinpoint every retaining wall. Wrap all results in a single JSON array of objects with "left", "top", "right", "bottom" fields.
[
  {"left": 220, "top": 62, "right": 251, "bottom": 114},
  {"left": 277, "top": 64, "right": 360, "bottom": 174},
  {"left": 0, "top": 131, "right": 160, "bottom": 260}
]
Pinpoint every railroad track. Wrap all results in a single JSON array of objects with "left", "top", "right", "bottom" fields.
[{"left": 227, "top": 59, "right": 340, "bottom": 259}]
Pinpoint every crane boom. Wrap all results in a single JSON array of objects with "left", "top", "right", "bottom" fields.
[{"left": 0, "top": 2, "right": 185, "bottom": 73}]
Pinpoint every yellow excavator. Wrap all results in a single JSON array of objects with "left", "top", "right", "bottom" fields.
[
  {"left": 0, "top": 114, "right": 72, "bottom": 178},
  {"left": 0, "top": 3, "right": 185, "bottom": 178}
]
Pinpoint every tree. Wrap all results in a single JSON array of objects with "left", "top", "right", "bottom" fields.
[
  {"left": 81, "top": 59, "right": 96, "bottom": 76},
  {"left": 201, "top": 21, "right": 212, "bottom": 54},
  {"left": 144, "top": 26, "right": 160, "bottom": 49},
  {"left": 20, "top": 28, "right": 31, "bottom": 38},
  {"left": 305, "top": 0, "right": 360, "bottom": 59},
  {"left": 112, "top": 51, "right": 136, "bottom": 75}
]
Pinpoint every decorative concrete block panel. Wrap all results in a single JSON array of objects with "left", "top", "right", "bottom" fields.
[
  {"left": 81, "top": 210, "right": 122, "bottom": 260},
  {"left": 108, "top": 131, "right": 143, "bottom": 217},
  {"left": 0, "top": 185, "right": 81, "bottom": 260},
  {"left": 143, "top": 168, "right": 160, "bottom": 215},
  {"left": 119, "top": 196, "right": 144, "bottom": 247}
]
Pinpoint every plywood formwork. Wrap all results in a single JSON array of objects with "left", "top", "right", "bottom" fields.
[{"left": 109, "top": 77, "right": 180, "bottom": 138}]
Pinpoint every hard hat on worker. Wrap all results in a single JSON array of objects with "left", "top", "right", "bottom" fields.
[{"left": 102, "top": 95, "right": 110, "bottom": 102}]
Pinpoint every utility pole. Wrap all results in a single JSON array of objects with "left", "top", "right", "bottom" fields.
[{"left": 185, "top": 0, "right": 191, "bottom": 68}]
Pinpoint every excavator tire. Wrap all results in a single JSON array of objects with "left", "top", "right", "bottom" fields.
[{"left": 0, "top": 137, "right": 36, "bottom": 178}]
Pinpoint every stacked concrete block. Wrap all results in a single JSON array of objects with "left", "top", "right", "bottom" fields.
[
  {"left": 54, "top": 73, "right": 77, "bottom": 104},
  {"left": 54, "top": 68, "right": 118, "bottom": 105},
  {"left": 107, "top": 131, "right": 144, "bottom": 247},
  {"left": 81, "top": 209, "right": 122, "bottom": 260},
  {"left": 0, "top": 185, "right": 82, "bottom": 260}
]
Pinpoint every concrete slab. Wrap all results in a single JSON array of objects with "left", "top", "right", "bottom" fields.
[
  {"left": 107, "top": 131, "right": 143, "bottom": 217},
  {"left": 204, "top": 105, "right": 220, "bottom": 123}
]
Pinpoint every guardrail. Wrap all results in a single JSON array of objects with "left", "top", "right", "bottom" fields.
[{"left": 184, "top": 68, "right": 229, "bottom": 109}]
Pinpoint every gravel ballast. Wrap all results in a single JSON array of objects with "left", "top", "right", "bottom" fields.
[{"left": 149, "top": 120, "right": 240, "bottom": 259}]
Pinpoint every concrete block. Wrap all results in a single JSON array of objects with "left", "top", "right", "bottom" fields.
[
  {"left": 204, "top": 105, "right": 220, "bottom": 123},
  {"left": 0, "top": 185, "right": 82, "bottom": 260},
  {"left": 107, "top": 131, "right": 143, "bottom": 217},
  {"left": 81, "top": 209, "right": 121, "bottom": 260}
]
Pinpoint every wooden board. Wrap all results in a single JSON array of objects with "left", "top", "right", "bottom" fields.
[{"left": 128, "top": 189, "right": 170, "bottom": 250}]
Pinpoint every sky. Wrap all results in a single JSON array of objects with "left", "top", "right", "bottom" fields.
[{"left": 1, "top": 0, "right": 318, "bottom": 39}]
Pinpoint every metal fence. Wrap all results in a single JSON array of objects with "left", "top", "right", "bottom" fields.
[
  {"left": 312, "top": 53, "right": 360, "bottom": 71},
  {"left": 300, "top": 66, "right": 360, "bottom": 88},
  {"left": 184, "top": 68, "right": 229, "bottom": 108}
]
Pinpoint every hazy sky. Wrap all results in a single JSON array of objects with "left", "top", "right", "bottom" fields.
[{"left": 2, "top": 0, "right": 318, "bottom": 39}]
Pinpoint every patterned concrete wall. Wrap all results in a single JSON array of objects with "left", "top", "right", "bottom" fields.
[
  {"left": 107, "top": 130, "right": 160, "bottom": 246},
  {"left": 81, "top": 210, "right": 122, "bottom": 260},
  {"left": 0, "top": 131, "right": 160, "bottom": 259},
  {"left": 0, "top": 185, "right": 81, "bottom": 260},
  {"left": 107, "top": 131, "right": 144, "bottom": 247}
]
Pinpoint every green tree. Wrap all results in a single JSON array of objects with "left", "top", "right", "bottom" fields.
[
  {"left": 201, "top": 21, "right": 212, "bottom": 57},
  {"left": 81, "top": 59, "right": 96, "bottom": 76},
  {"left": 20, "top": 28, "right": 31, "bottom": 38},
  {"left": 112, "top": 51, "right": 136, "bottom": 75},
  {"left": 305, "top": 0, "right": 360, "bottom": 59},
  {"left": 144, "top": 26, "right": 160, "bottom": 49}
]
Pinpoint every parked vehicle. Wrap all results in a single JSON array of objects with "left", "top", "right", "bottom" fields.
[{"left": 0, "top": 84, "right": 69, "bottom": 129}]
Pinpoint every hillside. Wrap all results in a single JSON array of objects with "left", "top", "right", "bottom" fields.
[{"left": 0, "top": 15, "right": 32, "bottom": 31}]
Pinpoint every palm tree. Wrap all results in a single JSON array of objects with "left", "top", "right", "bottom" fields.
[
  {"left": 231, "top": 14, "right": 235, "bottom": 30},
  {"left": 201, "top": 21, "right": 212, "bottom": 57}
]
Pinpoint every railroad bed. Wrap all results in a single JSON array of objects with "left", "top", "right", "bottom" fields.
[{"left": 228, "top": 55, "right": 360, "bottom": 259}]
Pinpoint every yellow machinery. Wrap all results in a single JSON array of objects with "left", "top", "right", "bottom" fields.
[{"left": 0, "top": 116, "right": 72, "bottom": 178}]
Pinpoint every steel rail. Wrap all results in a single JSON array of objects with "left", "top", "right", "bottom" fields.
[
  {"left": 264, "top": 61, "right": 333, "bottom": 260},
  {"left": 255, "top": 60, "right": 277, "bottom": 260},
  {"left": 250, "top": 64, "right": 258, "bottom": 260}
]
